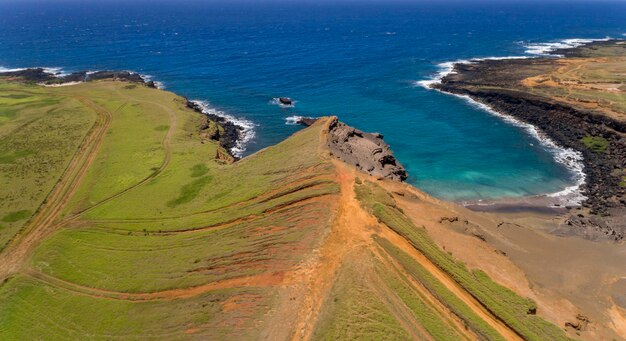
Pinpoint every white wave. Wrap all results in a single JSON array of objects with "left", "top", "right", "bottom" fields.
[
  {"left": 415, "top": 56, "right": 530, "bottom": 89},
  {"left": 139, "top": 74, "right": 165, "bottom": 89},
  {"left": 0, "top": 66, "right": 27, "bottom": 73},
  {"left": 269, "top": 97, "right": 296, "bottom": 108},
  {"left": 285, "top": 115, "right": 304, "bottom": 125},
  {"left": 39, "top": 81, "right": 83, "bottom": 87},
  {"left": 412, "top": 38, "right": 619, "bottom": 204},
  {"left": 285, "top": 115, "right": 317, "bottom": 125},
  {"left": 42, "top": 67, "right": 70, "bottom": 77},
  {"left": 190, "top": 100, "right": 256, "bottom": 157},
  {"left": 0, "top": 66, "right": 68, "bottom": 76},
  {"left": 524, "top": 37, "right": 612, "bottom": 56}
]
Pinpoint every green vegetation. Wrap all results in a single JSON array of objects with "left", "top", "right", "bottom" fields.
[
  {"left": 355, "top": 180, "right": 571, "bottom": 341},
  {"left": 581, "top": 136, "right": 609, "bottom": 153},
  {"left": 1, "top": 210, "right": 32, "bottom": 223},
  {"left": 372, "top": 255, "right": 463, "bottom": 340},
  {"left": 167, "top": 175, "right": 213, "bottom": 207},
  {"left": 0, "top": 78, "right": 574, "bottom": 339},
  {"left": 0, "top": 275, "right": 274, "bottom": 340},
  {"left": 376, "top": 237, "right": 504, "bottom": 341},
  {"left": 0, "top": 80, "right": 338, "bottom": 338},
  {"left": 190, "top": 163, "right": 209, "bottom": 177},
  {"left": 312, "top": 253, "right": 413, "bottom": 341}
]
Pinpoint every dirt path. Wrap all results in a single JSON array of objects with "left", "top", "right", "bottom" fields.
[
  {"left": 288, "top": 162, "right": 377, "bottom": 341},
  {"left": 289, "top": 160, "right": 522, "bottom": 341},
  {"left": 26, "top": 269, "right": 284, "bottom": 301},
  {"left": 0, "top": 97, "right": 115, "bottom": 281}
]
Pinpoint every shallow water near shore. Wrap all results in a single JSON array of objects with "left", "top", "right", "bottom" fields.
[{"left": 1, "top": 0, "right": 625, "bottom": 202}]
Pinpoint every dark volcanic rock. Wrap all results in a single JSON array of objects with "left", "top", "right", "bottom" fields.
[
  {"left": 279, "top": 97, "right": 293, "bottom": 105},
  {"left": 0, "top": 68, "right": 156, "bottom": 88},
  {"left": 327, "top": 117, "right": 407, "bottom": 181},
  {"left": 295, "top": 117, "right": 318, "bottom": 127},
  {"left": 0, "top": 68, "right": 56, "bottom": 83}
]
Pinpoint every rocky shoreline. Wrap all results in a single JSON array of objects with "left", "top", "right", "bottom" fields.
[
  {"left": 185, "top": 100, "right": 244, "bottom": 158},
  {"left": 0, "top": 68, "right": 159, "bottom": 88},
  {"left": 432, "top": 40, "right": 626, "bottom": 241}
]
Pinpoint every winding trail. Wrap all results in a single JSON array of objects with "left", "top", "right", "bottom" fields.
[
  {"left": 26, "top": 269, "right": 285, "bottom": 301},
  {"left": 60, "top": 94, "right": 179, "bottom": 222}
]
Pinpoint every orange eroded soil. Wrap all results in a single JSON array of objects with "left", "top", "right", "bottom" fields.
[
  {"left": 288, "top": 160, "right": 521, "bottom": 340},
  {"left": 26, "top": 269, "right": 284, "bottom": 301}
]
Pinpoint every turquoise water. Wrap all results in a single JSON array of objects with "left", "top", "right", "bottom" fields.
[{"left": 1, "top": 0, "right": 624, "bottom": 201}]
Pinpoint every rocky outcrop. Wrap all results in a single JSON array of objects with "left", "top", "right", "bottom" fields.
[
  {"left": 279, "top": 97, "right": 293, "bottom": 106},
  {"left": 294, "top": 117, "right": 318, "bottom": 127},
  {"left": 326, "top": 117, "right": 407, "bottom": 181},
  {"left": 186, "top": 100, "right": 243, "bottom": 159}
]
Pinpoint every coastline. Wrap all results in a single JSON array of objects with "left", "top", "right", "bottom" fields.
[
  {"left": 419, "top": 38, "right": 626, "bottom": 241},
  {"left": 2, "top": 38, "right": 620, "bottom": 212},
  {"left": 416, "top": 37, "right": 618, "bottom": 210}
]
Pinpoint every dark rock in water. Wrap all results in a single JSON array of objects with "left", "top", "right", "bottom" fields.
[
  {"left": 295, "top": 117, "right": 318, "bottom": 127},
  {"left": 326, "top": 117, "right": 407, "bottom": 181},
  {"left": 279, "top": 97, "right": 293, "bottom": 105}
]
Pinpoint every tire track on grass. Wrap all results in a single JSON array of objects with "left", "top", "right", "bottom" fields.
[
  {"left": 0, "top": 97, "right": 117, "bottom": 281},
  {"left": 26, "top": 269, "right": 285, "bottom": 301}
]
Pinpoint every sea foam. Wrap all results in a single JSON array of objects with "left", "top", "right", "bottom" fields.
[
  {"left": 137, "top": 73, "right": 165, "bottom": 89},
  {"left": 285, "top": 115, "right": 305, "bottom": 125},
  {"left": 453, "top": 94, "right": 586, "bottom": 206},
  {"left": 524, "top": 37, "right": 611, "bottom": 56}
]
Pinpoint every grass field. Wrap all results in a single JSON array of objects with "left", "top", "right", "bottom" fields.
[
  {"left": 0, "top": 82, "right": 96, "bottom": 249},
  {"left": 0, "top": 79, "right": 338, "bottom": 339}
]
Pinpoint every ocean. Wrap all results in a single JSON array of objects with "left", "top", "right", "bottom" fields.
[{"left": 1, "top": 0, "right": 624, "bottom": 202}]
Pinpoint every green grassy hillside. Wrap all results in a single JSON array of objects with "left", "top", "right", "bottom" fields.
[{"left": 0, "top": 78, "right": 571, "bottom": 340}]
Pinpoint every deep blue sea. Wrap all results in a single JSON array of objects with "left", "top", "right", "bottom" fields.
[{"left": 1, "top": 0, "right": 625, "bottom": 202}]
